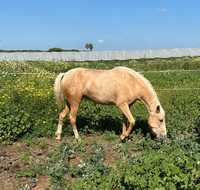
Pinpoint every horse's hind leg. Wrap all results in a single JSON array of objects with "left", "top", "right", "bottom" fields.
[
  {"left": 118, "top": 103, "right": 136, "bottom": 140},
  {"left": 55, "top": 106, "right": 69, "bottom": 141},
  {"left": 69, "top": 102, "right": 80, "bottom": 141}
]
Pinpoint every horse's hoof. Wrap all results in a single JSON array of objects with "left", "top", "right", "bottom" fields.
[
  {"left": 55, "top": 136, "right": 61, "bottom": 142},
  {"left": 56, "top": 140, "right": 61, "bottom": 144},
  {"left": 120, "top": 134, "right": 126, "bottom": 141},
  {"left": 76, "top": 138, "right": 81, "bottom": 143}
]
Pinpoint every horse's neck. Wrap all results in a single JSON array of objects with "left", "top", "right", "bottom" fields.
[{"left": 140, "top": 86, "right": 160, "bottom": 114}]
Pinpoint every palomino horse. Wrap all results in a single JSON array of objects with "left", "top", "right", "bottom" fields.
[{"left": 54, "top": 66, "right": 167, "bottom": 141}]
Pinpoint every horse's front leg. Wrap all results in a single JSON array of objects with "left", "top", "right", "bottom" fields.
[
  {"left": 120, "top": 121, "right": 136, "bottom": 140},
  {"left": 118, "top": 103, "right": 136, "bottom": 140}
]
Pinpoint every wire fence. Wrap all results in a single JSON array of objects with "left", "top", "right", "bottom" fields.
[
  {"left": 156, "top": 88, "right": 200, "bottom": 91},
  {"left": 1, "top": 69, "right": 200, "bottom": 75},
  {"left": 1, "top": 69, "right": 200, "bottom": 91},
  {"left": 140, "top": 69, "right": 200, "bottom": 73},
  {"left": 2, "top": 88, "right": 200, "bottom": 92}
]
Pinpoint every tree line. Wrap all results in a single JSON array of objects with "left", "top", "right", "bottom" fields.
[{"left": 0, "top": 43, "right": 94, "bottom": 52}]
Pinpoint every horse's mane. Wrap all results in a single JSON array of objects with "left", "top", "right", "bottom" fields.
[{"left": 114, "top": 66, "right": 160, "bottom": 105}]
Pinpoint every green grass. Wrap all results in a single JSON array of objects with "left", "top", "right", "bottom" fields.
[{"left": 0, "top": 56, "right": 200, "bottom": 189}]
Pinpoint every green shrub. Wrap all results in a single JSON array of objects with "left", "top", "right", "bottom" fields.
[
  {"left": 69, "top": 138, "right": 200, "bottom": 190},
  {"left": 120, "top": 145, "right": 200, "bottom": 190},
  {"left": 0, "top": 104, "right": 32, "bottom": 142},
  {"left": 48, "top": 47, "right": 65, "bottom": 52}
]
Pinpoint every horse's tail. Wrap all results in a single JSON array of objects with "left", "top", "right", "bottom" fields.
[{"left": 54, "top": 73, "right": 65, "bottom": 107}]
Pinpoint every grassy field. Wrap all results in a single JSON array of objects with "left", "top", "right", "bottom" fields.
[{"left": 0, "top": 57, "right": 200, "bottom": 190}]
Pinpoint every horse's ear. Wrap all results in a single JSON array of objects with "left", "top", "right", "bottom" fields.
[{"left": 156, "top": 105, "right": 160, "bottom": 113}]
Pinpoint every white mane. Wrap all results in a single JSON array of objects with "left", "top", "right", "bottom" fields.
[{"left": 115, "top": 66, "right": 161, "bottom": 111}]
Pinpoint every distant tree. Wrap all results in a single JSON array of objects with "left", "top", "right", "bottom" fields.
[
  {"left": 85, "top": 43, "right": 94, "bottom": 51},
  {"left": 48, "top": 48, "right": 81, "bottom": 52},
  {"left": 64, "top": 49, "right": 80, "bottom": 52},
  {"left": 48, "top": 47, "right": 64, "bottom": 52}
]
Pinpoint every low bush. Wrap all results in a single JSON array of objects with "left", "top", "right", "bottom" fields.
[
  {"left": 0, "top": 104, "right": 32, "bottom": 142},
  {"left": 69, "top": 138, "right": 200, "bottom": 190},
  {"left": 17, "top": 132, "right": 199, "bottom": 189},
  {"left": 48, "top": 47, "right": 65, "bottom": 52}
]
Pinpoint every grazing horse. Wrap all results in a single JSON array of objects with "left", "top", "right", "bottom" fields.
[{"left": 54, "top": 66, "right": 167, "bottom": 141}]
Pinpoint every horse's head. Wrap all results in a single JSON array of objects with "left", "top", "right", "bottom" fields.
[{"left": 148, "top": 105, "right": 167, "bottom": 138}]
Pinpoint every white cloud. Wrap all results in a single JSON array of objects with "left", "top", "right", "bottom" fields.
[
  {"left": 157, "top": 8, "right": 168, "bottom": 13},
  {"left": 98, "top": 39, "right": 104, "bottom": 44}
]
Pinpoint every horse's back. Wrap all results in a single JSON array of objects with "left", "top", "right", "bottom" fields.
[
  {"left": 64, "top": 66, "right": 137, "bottom": 78},
  {"left": 112, "top": 66, "right": 139, "bottom": 77},
  {"left": 62, "top": 67, "right": 144, "bottom": 104},
  {"left": 82, "top": 67, "right": 140, "bottom": 104},
  {"left": 63, "top": 67, "right": 142, "bottom": 89}
]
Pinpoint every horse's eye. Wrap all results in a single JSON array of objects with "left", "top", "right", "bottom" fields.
[{"left": 160, "top": 119, "right": 163, "bottom": 123}]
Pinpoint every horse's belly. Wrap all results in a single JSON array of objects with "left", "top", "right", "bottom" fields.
[
  {"left": 85, "top": 92, "right": 115, "bottom": 104},
  {"left": 84, "top": 84, "right": 117, "bottom": 104}
]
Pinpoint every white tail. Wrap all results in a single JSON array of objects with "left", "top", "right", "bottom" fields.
[{"left": 54, "top": 73, "right": 65, "bottom": 107}]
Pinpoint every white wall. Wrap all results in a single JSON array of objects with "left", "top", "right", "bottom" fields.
[{"left": 1, "top": 48, "right": 200, "bottom": 61}]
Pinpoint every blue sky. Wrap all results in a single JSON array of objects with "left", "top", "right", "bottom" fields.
[{"left": 0, "top": 0, "right": 200, "bottom": 50}]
